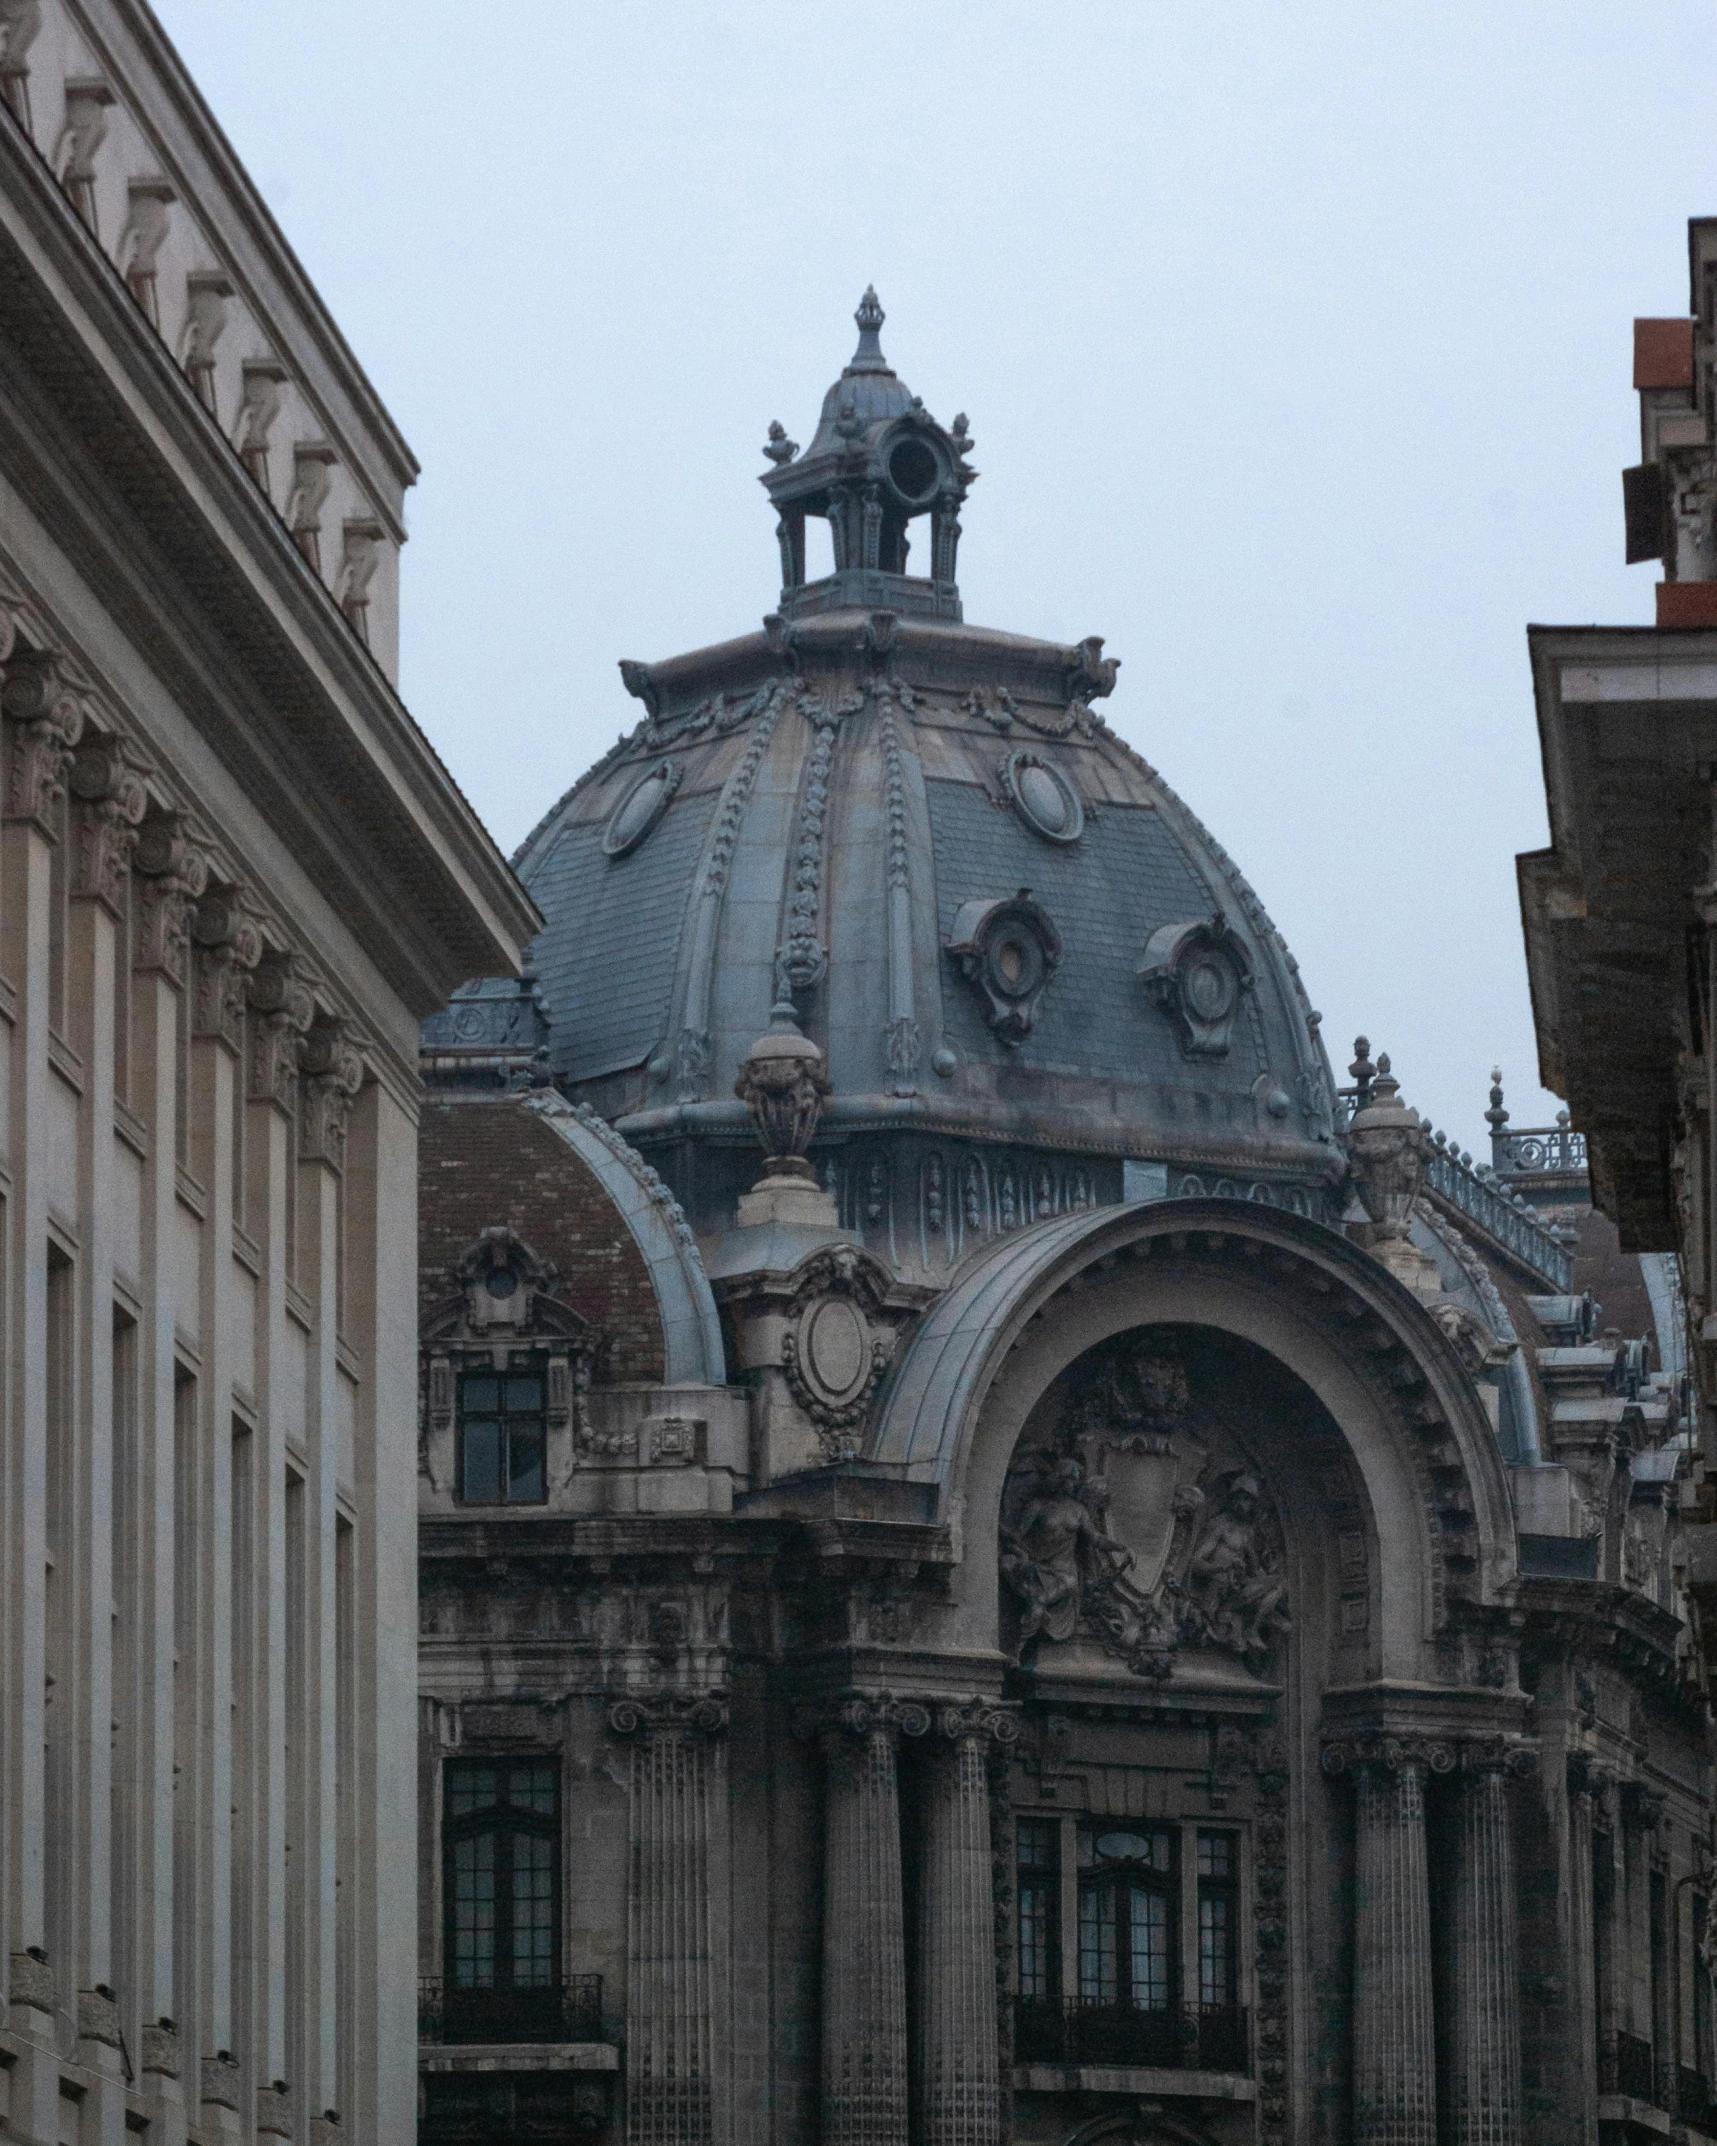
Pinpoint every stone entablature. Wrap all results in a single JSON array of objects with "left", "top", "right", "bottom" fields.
[{"left": 0, "top": 0, "right": 412, "bottom": 674}]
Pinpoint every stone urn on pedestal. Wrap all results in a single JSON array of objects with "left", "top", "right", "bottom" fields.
[
  {"left": 733, "top": 1001, "right": 839, "bottom": 1228},
  {"left": 1345, "top": 1041, "right": 1441, "bottom": 1296}
]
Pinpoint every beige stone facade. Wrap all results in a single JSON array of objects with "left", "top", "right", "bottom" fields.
[{"left": 0, "top": 5, "right": 536, "bottom": 2142}]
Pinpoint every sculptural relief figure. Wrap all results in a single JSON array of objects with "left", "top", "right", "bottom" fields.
[
  {"left": 1000, "top": 1340, "right": 1291, "bottom": 1683},
  {"left": 1179, "top": 1468, "right": 1292, "bottom": 1671},
  {"left": 1000, "top": 1456, "right": 1134, "bottom": 1643}
]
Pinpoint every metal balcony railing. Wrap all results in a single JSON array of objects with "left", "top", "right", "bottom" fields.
[
  {"left": 1679, "top": 2064, "right": 1712, "bottom": 2127},
  {"left": 418, "top": 1974, "right": 604, "bottom": 2046},
  {"left": 1013, "top": 1996, "right": 1249, "bottom": 2074},
  {"left": 1600, "top": 2030, "right": 1659, "bottom": 2105},
  {"left": 1424, "top": 1146, "right": 1573, "bottom": 1292}
]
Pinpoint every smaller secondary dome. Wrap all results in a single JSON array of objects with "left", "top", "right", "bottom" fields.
[{"left": 759, "top": 289, "right": 976, "bottom": 623}]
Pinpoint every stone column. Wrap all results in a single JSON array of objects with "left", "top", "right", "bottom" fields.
[
  {"left": 1566, "top": 1758, "right": 1601, "bottom": 2146},
  {"left": 610, "top": 1695, "right": 729, "bottom": 2146},
  {"left": 1448, "top": 1750, "right": 1523, "bottom": 2146},
  {"left": 820, "top": 1697, "right": 923, "bottom": 2146},
  {"left": 914, "top": 1706, "right": 1014, "bottom": 2146},
  {"left": 1327, "top": 1736, "right": 1450, "bottom": 2146}
]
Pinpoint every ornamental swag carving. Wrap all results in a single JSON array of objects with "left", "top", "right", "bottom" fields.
[{"left": 1000, "top": 1336, "right": 1291, "bottom": 1682}]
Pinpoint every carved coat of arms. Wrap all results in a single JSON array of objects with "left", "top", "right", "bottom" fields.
[{"left": 999, "top": 1343, "right": 1291, "bottom": 1682}]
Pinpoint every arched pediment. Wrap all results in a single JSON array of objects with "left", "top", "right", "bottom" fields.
[{"left": 869, "top": 1198, "right": 1517, "bottom": 1680}]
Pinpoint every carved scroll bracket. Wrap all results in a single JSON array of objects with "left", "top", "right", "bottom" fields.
[
  {"left": 69, "top": 730, "right": 148, "bottom": 912},
  {"left": 298, "top": 1015, "right": 365, "bottom": 1167},
  {"left": 245, "top": 948, "right": 314, "bottom": 1107},
  {"left": 133, "top": 809, "right": 210, "bottom": 982},
  {"left": 1, "top": 647, "right": 83, "bottom": 832},
  {"left": 190, "top": 882, "right": 263, "bottom": 1045}
]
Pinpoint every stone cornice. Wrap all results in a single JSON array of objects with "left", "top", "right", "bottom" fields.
[{"left": 0, "top": 127, "right": 537, "bottom": 1023}]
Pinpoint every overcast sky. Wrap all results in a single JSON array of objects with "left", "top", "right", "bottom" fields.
[{"left": 153, "top": 1, "right": 1717, "bottom": 1151}]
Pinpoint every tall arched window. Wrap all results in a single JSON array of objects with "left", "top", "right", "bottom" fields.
[{"left": 442, "top": 1760, "right": 560, "bottom": 2041}]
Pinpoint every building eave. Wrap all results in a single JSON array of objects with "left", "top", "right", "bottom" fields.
[{"left": 0, "top": 114, "right": 540, "bottom": 1014}]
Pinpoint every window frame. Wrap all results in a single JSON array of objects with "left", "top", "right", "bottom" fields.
[
  {"left": 1077, "top": 1822, "right": 1180, "bottom": 2013},
  {"left": 441, "top": 1758, "right": 562, "bottom": 2006},
  {"left": 456, "top": 1357, "right": 549, "bottom": 1507}
]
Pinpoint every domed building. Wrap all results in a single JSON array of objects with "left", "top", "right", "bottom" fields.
[
  {"left": 502, "top": 287, "right": 1340, "bottom": 1266},
  {"left": 414, "top": 299, "right": 1711, "bottom": 2146}
]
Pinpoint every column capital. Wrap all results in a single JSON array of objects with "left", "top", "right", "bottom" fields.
[
  {"left": 932, "top": 1698, "right": 1020, "bottom": 1750},
  {"left": 0, "top": 646, "right": 82, "bottom": 831},
  {"left": 797, "top": 1691, "right": 933, "bottom": 1744},
  {"left": 1321, "top": 1731, "right": 1457, "bottom": 1781},
  {"left": 68, "top": 730, "right": 147, "bottom": 912},
  {"left": 1457, "top": 1735, "right": 1536, "bottom": 1781},
  {"left": 133, "top": 807, "right": 209, "bottom": 981},
  {"left": 605, "top": 1692, "right": 728, "bottom": 1741},
  {"left": 245, "top": 946, "right": 314, "bottom": 1105},
  {"left": 190, "top": 881, "right": 263, "bottom": 1045},
  {"left": 298, "top": 1015, "right": 366, "bottom": 1166}
]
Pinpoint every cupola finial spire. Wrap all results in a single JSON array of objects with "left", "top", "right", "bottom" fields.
[{"left": 849, "top": 286, "right": 888, "bottom": 373}]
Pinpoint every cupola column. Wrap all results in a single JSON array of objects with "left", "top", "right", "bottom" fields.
[
  {"left": 1325, "top": 1737, "right": 1447, "bottom": 2146},
  {"left": 913, "top": 1707, "right": 1012, "bottom": 2146},
  {"left": 1448, "top": 1749, "right": 1524, "bottom": 2146},
  {"left": 818, "top": 1700, "right": 920, "bottom": 2146}
]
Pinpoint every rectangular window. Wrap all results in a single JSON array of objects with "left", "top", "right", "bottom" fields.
[
  {"left": 48, "top": 784, "right": 67, "bottom": 1036},
  {"left": 111, "top": 1310, "right": 138, "bottom": 2057},
  {"left": 113, "top": 874, "right": 132, "bottom": 1109},
  {"left": 43, "top": 1250, "right": 73, "bottom": 1994},
  {"left": 443, "top": 1761, "right": 561, "bottom": 2041},
  {"left": 1696, "top": 1894, "right": 1714, "bottom": 2083},
  {"left": 458, "top": 1364, "right": 547, "bottom": 1505},
  {"left": 1197, "top": 1830, "right": 1239, "bottom": 2010},
  {"left": 1077, "top": 1823, "right": 1177, "bottom": 2012},
  {"left": 1016, "top": 1819, "right": 1061, "bottom": 2001}
]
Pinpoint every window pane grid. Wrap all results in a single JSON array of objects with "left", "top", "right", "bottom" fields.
[
  {"left": 458, "top": 1363, "right": 548, "bottom": 1506},
  {"left": 444, "top": 1762, "right": 561, "bottom": 1996}
]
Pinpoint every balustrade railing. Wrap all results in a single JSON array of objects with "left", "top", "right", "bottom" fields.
[
  {"left": 418, "top": 1974, "right": 605, "bottom": 2046},
  {"left": 1013, "top": 1997, "right": 1249, "bottom": 2075},
  {"left": 1493, "top": 1123, "right": 1588, "bottom": 1178},
  {"left": 1679, "top": 2063, "right": 1713, "bottom": 2127},
  {"left": 1424, "top": 1146, "right": 1572, "bottom": 1292}
]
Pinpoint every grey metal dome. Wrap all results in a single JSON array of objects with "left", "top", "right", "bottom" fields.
[{"left": 487, "top": 299, "right": 1342, "bottom": 1266}]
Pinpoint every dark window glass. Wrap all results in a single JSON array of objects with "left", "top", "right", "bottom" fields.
[
  {"left": 443, "top": 1761, "right": 560, "bottom": 1999},
  {"left": 1016, "top": 1819, "right": 1061, "bottom": 2001},
  {"left": 1077, "top": 1824, "right": 1177, "bottom": 2011},
  {"left": 1197, "top": 1830, "right": 1239, "bottom": 2008},
  {"left": 458, "top": 1362, "right": 548, "bottom": 1506}
]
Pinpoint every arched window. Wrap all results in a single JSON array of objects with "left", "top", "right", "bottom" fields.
[{"left": 442, "top": 1760, "right": 560, "bottom": 2042}]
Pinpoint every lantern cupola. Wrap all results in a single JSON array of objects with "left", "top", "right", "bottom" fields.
[{"left": 759, "top": 287, "right": 975, "bottom": 621}]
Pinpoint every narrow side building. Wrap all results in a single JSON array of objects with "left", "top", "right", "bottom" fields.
[{"left": 0, "top": 6, "right": 537, "bottom": 2142}]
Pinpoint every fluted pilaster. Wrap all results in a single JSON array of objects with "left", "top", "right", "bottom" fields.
[
  {"left": 914, "top": 1708, "right": 1013, "bottom": 2146},
  {"left": 1326, "top": 1737, "right": 1449, "bottom": 2146},
  {"left": 1566, "top": 1763, "right": 1599, "bottom": 2146},
  {"left": 820, "top": 1699, "right": 920, "bottom": 2146},
  {"left": 1449, "top": 1755, "right": 1522, "bottom": 2146},
  {"left": 611, "top": 1697, "right": 727, "bottom": 2146}
]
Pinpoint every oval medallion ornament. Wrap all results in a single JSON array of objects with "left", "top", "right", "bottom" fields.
[
  {"left": 1001, "top": 750, "right": 1084, "bottom": 845},
  {"left": 804, "top": 1296, "right": 867, "bottom": 1404},
  {"left": 602, "top": 758, "right": 681, "bottom": 859}
]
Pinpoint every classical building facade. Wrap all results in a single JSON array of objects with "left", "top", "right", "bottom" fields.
[
  {"left": 0, "top": 5, "right": 536, "bottom": 2144},
  {"left": 417, "top": 296, "right": 1715, "bottom": 2146}
]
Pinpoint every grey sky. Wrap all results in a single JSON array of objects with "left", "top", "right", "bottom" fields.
[{"left": 152, "top": 0, "right": 1716, "bottom": 1152}]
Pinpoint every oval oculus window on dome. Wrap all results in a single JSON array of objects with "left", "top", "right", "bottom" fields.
[
  {"left": 602, "top": 758, "right": 682, "bottom": 859},
  {"left": 1001, "top": 751, "right": 1084, "bottom": 845},
  {"left": 886, "top": 433, "right": 941, "bottom": 503}
]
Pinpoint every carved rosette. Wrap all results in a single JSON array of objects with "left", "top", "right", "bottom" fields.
[
  {"left": 132, "top": 810, "right": 210, "bottom": 981},
  {"left": 246, "top": 949, "right": 314, "bottom": 1107},
  {"left": 68, "top": 733, "right": 147, "bottom": 910},
  {"left": 298, "top": 1017, "right": 365, "bottom": 1167},
  {"left": 190, "top": 884, "right": 263, "bottom": 1045},
  {"left": 1, "top": 648, "right": 83, "bottom": 830}
]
